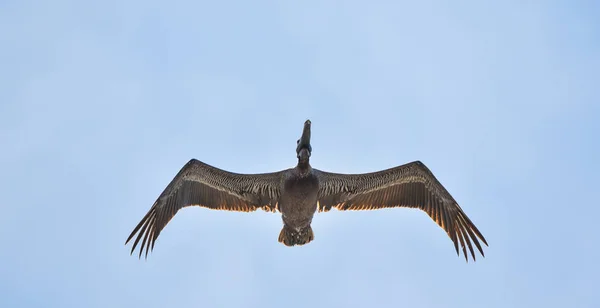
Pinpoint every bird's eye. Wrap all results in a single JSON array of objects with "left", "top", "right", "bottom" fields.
[{"left": 297, "top": 139, "right": 300, "bottom": 144}]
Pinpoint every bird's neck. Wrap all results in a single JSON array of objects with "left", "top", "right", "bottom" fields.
[{"left": 296, "top": 161, "right": 311, "bottom": 175}]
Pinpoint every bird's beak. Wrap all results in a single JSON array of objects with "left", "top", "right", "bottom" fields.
[{"left": 297, "top": 120, "right": 312, "bottom": 155}]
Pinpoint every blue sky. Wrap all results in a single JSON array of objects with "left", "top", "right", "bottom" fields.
[{"left": 1, "top": 0, "right": 599, "bottom": 307}]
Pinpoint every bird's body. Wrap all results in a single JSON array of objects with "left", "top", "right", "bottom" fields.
[
  {"left": 278, "top": 166, "right": 319, "bottom": 245},
  {"left": 126, "top": 120, "right": 488, "bottom": 262}
]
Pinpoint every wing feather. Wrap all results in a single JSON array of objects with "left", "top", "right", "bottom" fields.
[
  {"left": 126, "top": 159, "right": 285, "bottom": 258},
  {"left": 314, "top": 161, "right": 488, "bottom": 262}
]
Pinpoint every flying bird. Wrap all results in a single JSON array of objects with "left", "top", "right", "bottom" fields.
[{"left": 126, "top": 120, "right": 488, "bottom": 261}]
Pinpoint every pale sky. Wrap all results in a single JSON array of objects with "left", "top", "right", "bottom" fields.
[{"left": 1, "top": 1, "right": 599, "bottom": 307}]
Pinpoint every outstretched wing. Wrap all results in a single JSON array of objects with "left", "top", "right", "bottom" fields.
[
  {"left": 126, "top": 159, "right": 285, "bottom": 258},
  {"left": 314, "top": 161, "right": 488, "bottom": 262}
]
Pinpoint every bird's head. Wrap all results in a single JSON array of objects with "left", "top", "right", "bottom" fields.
[{"left": 296, "top": 119, "right": 312, "bottom": 164}]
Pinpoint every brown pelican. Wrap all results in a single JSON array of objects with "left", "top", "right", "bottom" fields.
[{"left": 126, "top": 120, "right": 488, "bottom": 262}]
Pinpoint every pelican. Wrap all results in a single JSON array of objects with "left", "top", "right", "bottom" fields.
[{"left": 126, "top": 120, "right": 488, "bottom": 262}]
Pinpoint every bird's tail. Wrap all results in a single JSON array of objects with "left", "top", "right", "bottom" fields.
[{"left": 278, "top": 225, "right": 314, "bottom": 246}]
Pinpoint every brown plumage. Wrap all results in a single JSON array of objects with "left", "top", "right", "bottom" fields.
[
  {"left": 126, "top": 119, "right": 488, "bottom": 262},
  {"left": 314, "top": 162, "right": 488, "bottom": 262}
]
